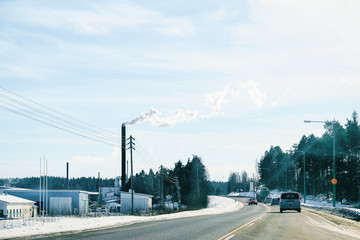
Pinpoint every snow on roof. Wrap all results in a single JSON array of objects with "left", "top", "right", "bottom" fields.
[{"left": 0, "top": 193, "right": 36, "bottom": 204}]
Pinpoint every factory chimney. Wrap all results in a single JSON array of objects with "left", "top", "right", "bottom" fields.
[
  {"left": 121, "top": 123, "right": 126, "bottom": 190},
  {"left": 66, "top": 162, "right": 69, "bottom": 190}
]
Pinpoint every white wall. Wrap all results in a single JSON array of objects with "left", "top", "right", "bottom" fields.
[
  {"left": 49, "top": 197, "right": 72, "bottom": 216},
  {"left": 120, "top": 193, "right": 152, "bottom": 213},
  {"left": 0, "top": 202, "right": 35, "bottom": 218}
]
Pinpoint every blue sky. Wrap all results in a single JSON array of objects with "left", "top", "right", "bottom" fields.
[{"left": 1, "top": 0, "right": 360, "bottom": 181}]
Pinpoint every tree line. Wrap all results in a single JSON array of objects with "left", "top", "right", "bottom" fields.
[
  {"left": 1, "top": 155, "right": 211, "bottom": 209},
  {"left": 0, "top": 176, "right": 114, "bottom": 192},
  {"left": 258, "top": 111, "right": 360, "bottom": 202},
  {"left": 227, "top": 171, "right": 251, "bottom": 193},
  {"left": 126, "top": 155, "right": 211, "bottom": 209}
]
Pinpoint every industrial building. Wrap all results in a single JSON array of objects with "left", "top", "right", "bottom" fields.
[
  {"left": 100, "top": 187, "right": 152, "bottom": 213},
  {"left": 0, "top": 192, "right": 37, "bottom": 218},
  {"left": 2, "top": 187, "right": 89, "bottom": 216},
  {"left": 100, "top": 177, "right": 152, "bottom": 213}
]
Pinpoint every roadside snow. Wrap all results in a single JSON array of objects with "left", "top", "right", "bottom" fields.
[
  {"left": 228, "top": 192, "right": 256, "bottom": 198},
  {"left": 0, "top": 196, "right": 243, "bottom": 239}
]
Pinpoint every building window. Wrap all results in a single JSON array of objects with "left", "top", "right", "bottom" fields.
[
  {"left": 16, "top": 209, "right": 18, "bottom": 217},
  {"left": 10, "top": 209, "right": 12, "bottom": 218},
  {"left": 20, "top": 209, "right": 21, "bottom": 217}
]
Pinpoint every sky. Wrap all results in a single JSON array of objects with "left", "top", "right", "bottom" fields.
[{"left": 1, "top": 0, "right": 360, "bottom": 181}]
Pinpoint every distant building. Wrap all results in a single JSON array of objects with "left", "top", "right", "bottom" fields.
[
  {"left": 100, "top": 187, "right": 152, "bottom": 213},
  {"left": 0, "top": 192, "right": 37, "bottom": 218},
  {"left": 100, "top": 177, "right": 152, "bottom": 213},
  {"left": 1, "top": 187, "right": 88, "bottom": 216}
]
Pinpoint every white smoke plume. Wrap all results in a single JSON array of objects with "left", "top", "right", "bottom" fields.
[
  {"left": 125, "top": 108, "right": 198, "bottom": 127},
  {"left": 203, "top": 85, "right": 240, "bottom": 118},
  {"left": 125, "top": 82, "right": 264, "bottom": 127},
  {"left": 239, "top": 80, "right": 266, "bottom": 107},
  {"left": 124, "top": 108, "right": 160, "bottom": 126}
]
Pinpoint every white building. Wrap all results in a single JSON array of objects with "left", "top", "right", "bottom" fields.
[
  {"left": 0, "top": 192, "right": 37, "bottom": 218},
  {"left": 2, "top": 188, "right": 89, "bottom": 216},
  {"left": 120, "top": 191, "right": 152, "bottom": 213},
  {"left": 100, "top": 177, "right": 153, "bottom": 213},
  {"left": 100, "top": 187, "right": 152, "bottom": 213}
]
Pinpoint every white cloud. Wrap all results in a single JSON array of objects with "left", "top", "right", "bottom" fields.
[
  {"left": 271, "top": 102, "right": 278, "bottom": 108},
  {"left": 239, "top": 80, "right": 266, "bottom": 107},
  {"left": 204, "top": 6, "right": 238, "bottom": 22},
  {"left": 155, "top": 18, "right": 195, "bottom": 37},
  {"left": 2, "top": 2, "right": 195, "bottom": 36},
  {"left": 71, "top": 155, "right": 105, "bottom": 164}
]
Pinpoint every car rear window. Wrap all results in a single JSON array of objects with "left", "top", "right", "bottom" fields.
[{"left": 281, "top": 193, "right": 299, "bottom": 199}]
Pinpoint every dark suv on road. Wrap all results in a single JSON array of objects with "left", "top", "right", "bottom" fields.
[{"left": 279, "top": 192, "right": 301, "bottom": 213}]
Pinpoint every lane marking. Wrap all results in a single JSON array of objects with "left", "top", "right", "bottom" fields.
[
  {"left": 217, "top": 213, "right": 266, "bottom": 240},
  {"left": 223, "top": 234, "right": 235, "bottom": 240}
]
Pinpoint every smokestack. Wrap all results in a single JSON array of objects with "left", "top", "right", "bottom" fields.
[
  {"left": 121, "top": 123, "right": 126, "bottom": 190},
  {"left": 66, "top": 162, "right": 69, "bottom": 190}
]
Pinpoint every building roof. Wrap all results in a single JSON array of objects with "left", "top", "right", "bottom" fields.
[
  {"left": 4, "top": 189, "right": 89, "bottom": 194},
  {"left": 0, "top": 193, "right": 36, "bottom": 204}
]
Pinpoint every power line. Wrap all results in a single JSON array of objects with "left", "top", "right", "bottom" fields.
[
  {"left": 0, "top": 104, "right": 118, "bottom": 147},
  {"left": 0, "top": 86, "right": 118, "bottom": 137},
  {"left": 0, "top": 87, "right": 120, "bottom": 146},
  {"left": 0, "top": 98, "right": 119, "bottom": 144}
]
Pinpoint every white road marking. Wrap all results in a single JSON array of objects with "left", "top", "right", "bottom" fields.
[{"left": 224, "top": 235, "right": 235, "bottom": 240}]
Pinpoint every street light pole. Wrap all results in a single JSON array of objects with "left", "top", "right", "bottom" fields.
[{"left": 304, "top": 120, "right": 336, "bottom": 207}]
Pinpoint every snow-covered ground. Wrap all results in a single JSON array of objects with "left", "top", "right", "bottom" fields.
[
  {"left": 228, "top": 192, "right": 256, "bottom": 198},
  {"left": 0, "top": 196, "right": 243, "bottom": 239}
]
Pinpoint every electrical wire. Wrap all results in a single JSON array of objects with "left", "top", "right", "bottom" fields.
[
  {"left": 0, "top": 104, "right": 118, "bottom": 147},
  {"left": 0, "top": 92, "right": 119, "bottom": 141},
  {"left": 0, "top": 86, "right": 118, "bottom": 137},
  {"left": 0, "top": 98, "right": 119, "bottom": 145},
  {"left": 0, "top": 87, "right": 120, "bottom": 147}
]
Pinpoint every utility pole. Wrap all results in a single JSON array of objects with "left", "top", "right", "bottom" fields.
[
  {"left": 39, "top": 158, "right": 41, "bottom": 217},
  {"left": 332, "top": 120, "right": 336, "bottom": 207},
  {"left": 43, "top": 156, "right": 45, "bottom": 217},
  {"left": 98, "top": 172, "right": 101, "bottom": 207},
  {"left": 160, "top": 165, "right": 164, "bottom": 208},
  {"left": 127, "top": 135, "right": 135, "bottom": 215}
]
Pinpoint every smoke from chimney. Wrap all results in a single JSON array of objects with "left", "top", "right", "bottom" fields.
[{"left": 124, "top": 108, "right": 198, "bottom": 127}]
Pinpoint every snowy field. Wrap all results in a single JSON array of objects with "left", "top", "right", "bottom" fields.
[{"left": 0, "top": 196, "right": 243, "bottom": 239}]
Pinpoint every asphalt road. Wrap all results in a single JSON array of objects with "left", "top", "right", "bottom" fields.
[
  {"left": 34, "top": 198, "right": 360, "bottom": 240},
  {"left": 35, "top": 197, "right": 265, "bottom": 240},
  {"left": 223, "top": 204, "right": 360, "bottom": 240}
]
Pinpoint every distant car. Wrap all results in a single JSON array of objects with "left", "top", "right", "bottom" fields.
[
  {"left": 280, "top": 192, "right": 301, "bottom": 213},
  {"left": 271, "top": 198, "right": 280, "bottom": 206},
  {"left": 264, "top": 197, "right": 272, "bottom": 204},
  {"left": 249, "top": 199, "right": 257, "bottom": 205}
]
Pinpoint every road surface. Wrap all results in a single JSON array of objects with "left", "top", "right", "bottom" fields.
[{"left": 33, "top": 198, "right": 360, "bottom": 240}]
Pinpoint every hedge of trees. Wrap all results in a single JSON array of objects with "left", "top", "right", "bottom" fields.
[{"left": 258, "top": 111, "right": 360, "bottom": 202}]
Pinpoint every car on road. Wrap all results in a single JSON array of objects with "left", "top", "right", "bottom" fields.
[
  {"left": 248, "top": 199, "right": 257, "bottom": 205},
  {"left": 279, "top": 192, "right": 301, "bottom": 213},
  {"left": 264, "top": 197, "right": 272, "bottom": 204},
  {"left": 271, "top": 198, "right": 279, "bottom": 206}
]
